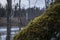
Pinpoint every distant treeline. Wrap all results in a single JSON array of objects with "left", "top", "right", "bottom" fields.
[{"left": 0, "top": 4, "right": 44, "bottom": 17}]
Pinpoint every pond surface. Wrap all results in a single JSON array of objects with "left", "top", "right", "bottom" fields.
[{"left": 0, "top": 26, "right": 23, "bottom": 40}]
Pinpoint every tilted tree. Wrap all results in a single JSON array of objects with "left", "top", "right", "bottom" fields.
[{"left": 13, "top": 0, "right": 60, "bottom": 40}]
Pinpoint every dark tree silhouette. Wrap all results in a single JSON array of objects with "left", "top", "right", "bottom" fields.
[
  {"left": 18, "top": 0, "right": 23, "bottom": 30},
  {"left": 6, "top": 0, "right": 12, "bottom": 40}
]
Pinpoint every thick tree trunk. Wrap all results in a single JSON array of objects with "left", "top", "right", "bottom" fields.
[{"left": 6, "top": 0, "right": 12, "bottom": 40}]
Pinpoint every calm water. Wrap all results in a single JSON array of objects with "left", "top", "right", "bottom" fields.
[{"left": 0, "top": 26, "right": 23, "bottom": 40}]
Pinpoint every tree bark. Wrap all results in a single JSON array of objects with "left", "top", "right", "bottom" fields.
[{"left": 6, "top": 0, "right": 12, "bottom": 40}]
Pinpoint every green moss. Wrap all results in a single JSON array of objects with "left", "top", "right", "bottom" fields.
[
  {"left": 54, "top": 0, "right": 60, "bottom": 4},
  {"left": 13, "top": 1, "right": 60, "bottom": 40},
  {"left": 56, "top": 0, "right": 60, "bottom": 2}
]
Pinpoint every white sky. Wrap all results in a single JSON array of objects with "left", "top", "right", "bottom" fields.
[{"left": 0, "top": 0, "right": 45, "bottom": 9}]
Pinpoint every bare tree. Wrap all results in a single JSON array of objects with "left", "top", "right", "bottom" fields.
[
  {"left": 27, "top": 0, "right": 30, "bottom": 22},
  {"left": 34, "top": 0, "right": 37, "bottom": 8},
  {"left": 45, "top": 0, "right": 47, "bottom": 9},
  {"left": 6, "top": 0, "right": 12, "bottom": 40},
  {"left": 18, "top": 0, "right": 23, "bottom": 30},
  {"left": 27, "top": 0, "right": 30, "bottom": 8},
  {"left": 45, "top": 0, "right": 50, "bottom": 9}
]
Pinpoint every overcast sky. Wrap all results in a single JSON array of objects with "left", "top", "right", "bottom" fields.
[{"left": 0, "top": 0, "right": 45, "bottom": 9}]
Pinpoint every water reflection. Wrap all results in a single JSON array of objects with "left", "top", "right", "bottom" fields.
[{"left": 0, "top": 26, "right": 23, "bottom": 40}]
